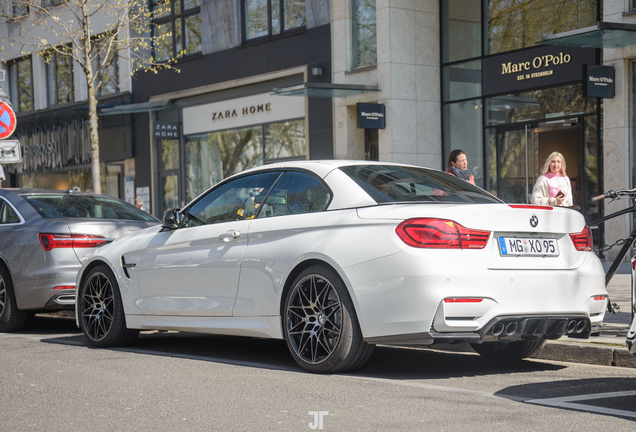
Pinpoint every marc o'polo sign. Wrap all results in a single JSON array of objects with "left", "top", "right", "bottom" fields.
[
  {"left": 583, "top": 65, "right": 615, "bottom": 98},
  {"left": 357, "top": 103, "right": 386, "bottom": 129},
  {"left": 483, "top": 46, "right": 597, "bottom": 96}
]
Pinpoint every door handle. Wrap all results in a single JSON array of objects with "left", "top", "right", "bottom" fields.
[{"left": 219, "top": 230, "right": 241, "bottom": 242}]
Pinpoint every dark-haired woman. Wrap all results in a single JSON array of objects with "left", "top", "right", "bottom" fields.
[{"left": 446, "top": 149, "right": 475, "bottom": 185}]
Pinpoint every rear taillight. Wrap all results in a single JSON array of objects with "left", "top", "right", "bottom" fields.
[
  {"left": 38, "top": 233, "right": 107, "bottom": 252},
  {"left": 569, "top": 226, "right": 592, "bottom": 251},
  {"left": 444, "top": 298, "right": 484, "bottom": 303},
  {"left": 396, "top": 218, "right": 490, "bottom": 249}
]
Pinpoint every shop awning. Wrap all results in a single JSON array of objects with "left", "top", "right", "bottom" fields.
[
  {"left": 99, "top": 100, "right": 173, "bottom": 116},
  {"left": 272, "top": 82, "right": 380, "bottom": 98},
  {"left": 538, "top": 21, "right": 636, "bottom": 49}
]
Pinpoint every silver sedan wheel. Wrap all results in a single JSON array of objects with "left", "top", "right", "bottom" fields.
[
  {"left": 286, "top": 274, "right": 343, "bottom": 365},
  {"left": 0, "top": 277, "right": 5, "bottom": 316},
  {"left": 80, "top": 271, "right": 115, "bottom": 342},
  {"left": 0, "top": 266, "right": 29, "bottom": 332}
]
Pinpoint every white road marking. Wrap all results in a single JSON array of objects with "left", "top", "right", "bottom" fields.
[{"left": 526, "top": 390, "right": 636, "bottom": 419}]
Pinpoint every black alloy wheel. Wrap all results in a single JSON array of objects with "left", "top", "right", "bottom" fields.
[
  {"left": 79, "top": 265, "right": 138, "bottom": 347},
  {"left": 283, "top": 265, "right": 374, "bottom": 373}
]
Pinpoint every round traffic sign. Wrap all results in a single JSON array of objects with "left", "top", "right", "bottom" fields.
[{"left": 0, "top": 101, "right": 17, "bottom": 140}]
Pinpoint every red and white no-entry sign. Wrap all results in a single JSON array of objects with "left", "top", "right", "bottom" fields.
[{"left": 0, "top": 101, "right": 17, "bottom": 140}]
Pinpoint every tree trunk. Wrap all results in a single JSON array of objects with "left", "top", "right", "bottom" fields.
[
  {"left": 88, "top": 85, "right": 101, "bottom": 194},
  {"left": 81, "top": 9, "right": 101, "bottom": 195}
]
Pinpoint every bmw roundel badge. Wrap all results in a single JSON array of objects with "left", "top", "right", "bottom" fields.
[{"left": 530, "top": 215, "right": 539, "bottom": 228}]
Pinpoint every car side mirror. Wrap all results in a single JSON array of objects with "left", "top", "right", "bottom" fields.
[{"left": 161, "top": 208, "right": 181, "bottom": 229}]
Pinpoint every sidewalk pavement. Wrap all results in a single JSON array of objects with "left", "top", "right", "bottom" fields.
[
  {"left": 534, "top": 261, "right": 636, "bottom": 368},
  {"left": 434, "top": 261, "right": 636, "bottom": 368}
]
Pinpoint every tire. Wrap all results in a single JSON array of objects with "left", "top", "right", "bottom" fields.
[
  {"left": 78, "top": 265, "right": 138, "bottom": 347},
  {"left": 0, "top": 265, "right": 29, "bottom": 332},
  {"left": 470, "top": 339, "right": 547, "bottom": 361},
  {"left": 283, "top": 265, "right": 374, "bottom": 373}
]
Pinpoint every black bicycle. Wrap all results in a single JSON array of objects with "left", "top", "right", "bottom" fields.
[{"left": 589, "top": 188, "right": 636, "bottom": 314}]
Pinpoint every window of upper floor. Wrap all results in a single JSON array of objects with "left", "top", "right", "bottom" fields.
[
  {"left": 242, "top": 0, "right": 306, "bottom": 43},
  {"left": 352, "top": 0, "right": 376, "bottom": 69},
  {"left": 12, "top": 0, "right": 63, "bottom": 18},
  {"left": 7, "top": 56, "right": 33, "bottom": 113},
  {"left": 45, "top": 49, "right": 74, "bottom": 106},
  {"left": 91, "top": 37, "right": 120, "bottom": 97},
  {"left": 150, "top": 0, "right": 202, "bottom": 62}
]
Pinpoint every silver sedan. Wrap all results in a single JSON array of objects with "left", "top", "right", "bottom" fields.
[{"left": 0, "top": 188, "right": 159, "bottom": 332}]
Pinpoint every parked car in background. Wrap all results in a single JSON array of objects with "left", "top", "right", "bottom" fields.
[
  {"left": 0, "top": 188, "right": 160, "bottom": 332},
  {"left": 75, "top": 160, "right": 607, "bottom": 373}
]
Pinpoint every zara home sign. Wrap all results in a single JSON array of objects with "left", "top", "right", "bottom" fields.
[{"left": 183, "top": 93, "right": 305, "bottom": 135}]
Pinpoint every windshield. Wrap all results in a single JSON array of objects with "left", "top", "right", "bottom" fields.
[
  {"left": 24, "top": 195, "right": 158, "bottom": 221},
  {"left": 339, "top": 165, "right": 502, "bottom": 204}
]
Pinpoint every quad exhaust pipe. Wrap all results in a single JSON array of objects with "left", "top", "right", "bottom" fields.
[
  {"left": 505, "top": 322, "right": 518, "bottom": 336},
  {"left": 485, "top": 317, "right": 590, "bottom": 341},
  {"left": 492, "top": 322, "right": 505, "bottom": 336},
  {"left": 491, "top": 321, "right": 518, "bottom": 337},
  {"left": 567, "top": 319, "right": 586, "bottom": 334}
]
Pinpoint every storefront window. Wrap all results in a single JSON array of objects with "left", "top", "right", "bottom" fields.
[
  {"left": 352, "top": 0, "right": 376, "bottom": 68},
  {"left": 264, "top": 119, "right": 306, "bottom": 160},
  {"left": 442, "top": 59, "right": 481, "bottom": 102},
  {"left": 485, "top": 0, "right": 597, "bottom": 55},
  {"left": 158, "top": 138, "right": 180, "bottom": 212},
  {"left": 161, "top": 139, "right": 180, "bottom": 170},
  {"left": 584, "top": 116, "right": 599, "bottom": 212},
  {"left": 184, "top": 119, "right": 307, "bottom": 202},
  {"left": 441, "top": 0, "right": 481, "bottom": 63},
  {"left": 443, "top": 99, "right": 484, "bottom": 188},
  {"left": 162, "top": 174, "right": 180, "bottom": 210},
  {"left": 185, "top": 126, "right": 263, "bottom": 202},
  {"left": 485, "top": 84, "right": 596, "bottom": 126}
]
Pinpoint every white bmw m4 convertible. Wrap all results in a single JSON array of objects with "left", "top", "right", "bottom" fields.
[{"left": 75, "top": 160, "right": 607, "bottom": 373}]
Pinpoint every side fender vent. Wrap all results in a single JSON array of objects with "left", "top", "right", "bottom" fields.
[{"left": 121, "top": 256, "right": 136, "bottom": 279}]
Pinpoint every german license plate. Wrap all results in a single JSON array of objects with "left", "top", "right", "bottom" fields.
[{"left": 498, "top": 237, "right": 559, "bottom": 256}]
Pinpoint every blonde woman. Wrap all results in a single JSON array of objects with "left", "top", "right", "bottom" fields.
[{"left": 531, "top": 152, "right": 572, "bottom": 206}]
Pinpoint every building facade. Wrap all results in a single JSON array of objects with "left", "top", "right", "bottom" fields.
[
  {"left": 0, "top": 2, "right": 134, "bottom": 199},
  {"left": 329, "top": 0, "right": 631, "bottom": 259},
  {"left": 5, "top": 1, "right": 636, "bottom": 261},
  {"left": 121, "top": 0, "right": 333, "bottom": 217}
]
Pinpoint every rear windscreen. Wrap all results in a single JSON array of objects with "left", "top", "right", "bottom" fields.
[
  {"left": 24, "top": 195, "right": 158, "bottom": 221},
  {"left": 339, "top": 165, "right": 502, "bottom": 204}
]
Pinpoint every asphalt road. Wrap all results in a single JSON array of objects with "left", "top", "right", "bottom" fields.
[{"left": 1, "top": 315, "right": 636, "bottom": 432}]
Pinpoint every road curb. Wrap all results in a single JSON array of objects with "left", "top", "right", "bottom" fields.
[
  {"left": 534, "top": 341, "right": 636, "bottom": 368},
  {"left": 428, "top": 340, "right": 636, "bottom": 368}
]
